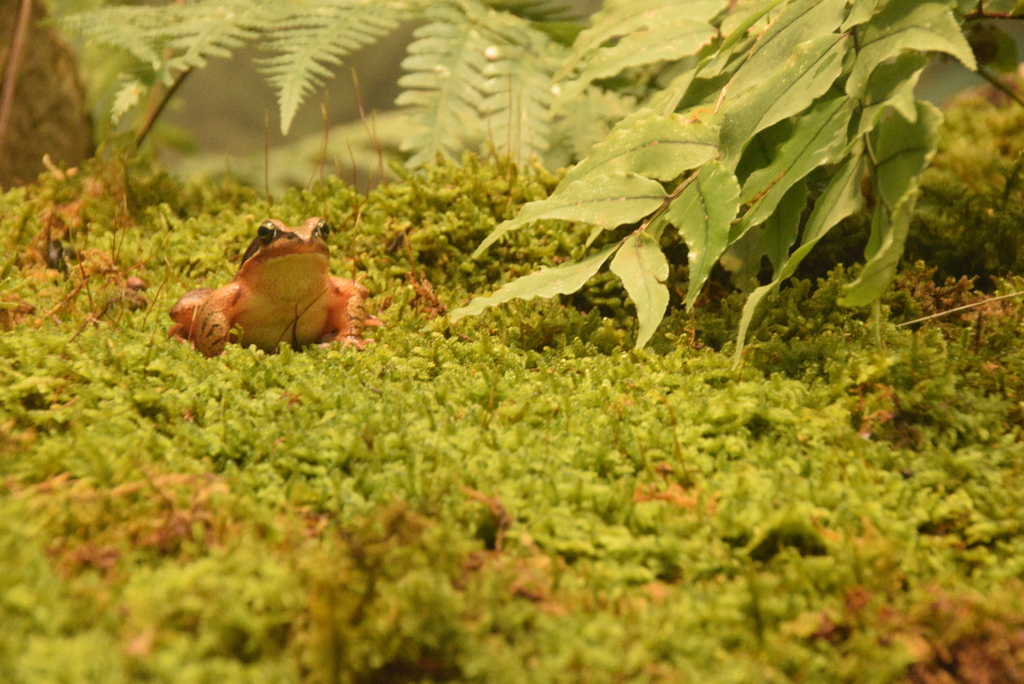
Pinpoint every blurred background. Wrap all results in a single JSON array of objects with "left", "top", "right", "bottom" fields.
[{"left": 0, "top": 0, "right": 1018, "bottom": 193}]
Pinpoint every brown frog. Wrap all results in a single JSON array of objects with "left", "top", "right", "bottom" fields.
[{"left": 169, "top": 217, "right": 377, "bottom": 357}]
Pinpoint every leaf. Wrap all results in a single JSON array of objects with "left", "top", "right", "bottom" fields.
[
  {"left": 967, "top": 24, "right": 1019, "bottom": 73},
  {"left": 800, "top": 152, "right": 867, "bottom": 247},
  {"left": 855, "top": 52, "right": 929, "bottom": 137},
  {"left": 475, "top": 174, "right": 667, "bottom": 255},
  {"left": 665, "top": 161, "right": 741, "bottom": 309},
  {"left": 111, "top": 78, "right": 145, "bottom": 125},
  {"left": 719, "top": 33, "right": 849, "bottom": 165},
  {"left": 62, "top": 5, "right": 176, "bottom": 68},
  {"left": 63, "top": 0, "right": 262, "bottom": 74},
  {"left": 397, "top": 1, "right": 562, "bottom": 166},
  {"left": 478, "top": 17, "right": 564, "bottom": 165},
  {"left": 759, "top": 179, "right": 808, "bottom": 274},
  {"left": 977, "top": 0, "right": 1019, "bottom": 13},
  {"left": 845, "top": 0, "right": 976, "bottom": 99},
  {"left": 165, "top": 3, "right": 263, "bottom": 74},
  {"left": 838, "top": 184, "right": 919, "bottom": 306},
  {"left": 733, "top": 96, "right": 853, "bottom": 237},
  {"left": 560, "top": 113, "right": 720, "bottom": 186},
  {"left": 871, "top": 100, "right": 942, "bottom": 211},
  {"left": 839, "top": 99, "right": 939, "bottom": 308},
  {"left": 733, "top": 153, "right": 866, "bottom": 362},
  {"left": 841, "top": 0, "right": 880, "bottom": 31},
  {"left": 609, "top": 233, "right": 670, "bottom": 349},
  {"left": 396, "top": 5, "right": 494, "bottom": 166},
  {"left": 558, "top": 0, "right": 724, "bottom": 78},
  {"left": 557, "top": 10, "right": 718, "bottom": 103},
  {"left": 726, "top": 0, "right": 846, "bottom": 99},
  {"left": 449, "top": 243, "right": 620, "bottom": 321},
  {"left": 260, "top": 2, "right": 408, "bottom": 135},
  {"left": 713, "top": 178, "right": 806, "bottom": 300}
]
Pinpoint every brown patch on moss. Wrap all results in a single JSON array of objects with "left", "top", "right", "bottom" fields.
[
  {"left": 890, "top": 265, "right": 980, "bottom": 324},
  {"left": 800, "top": 586, "right": 1024, "bottom": 683},
  {"left": 887, "top": 589, "right": 1024, "bottom": 684},
  {"left": 850, "top": 383, "right": 922, "bottom": 449},
  {"left": 0, "top": 292, "right": 36, "bottom": 330},
  {"left": 460, "top": 548, "right": 566, "bottom": 615},
  {"left": 406, "top": 272, "right": 447, "bottom": 319},
  {"left": 9, "top": 471, "right": 250, "bottom": 577},
  {"left": 633, "top": 482, "right": 719, "bottom": 516}
]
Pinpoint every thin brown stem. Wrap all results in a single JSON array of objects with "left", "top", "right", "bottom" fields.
[
  {"left": 352, "top": 68, "right": 385, "bottom": 185},
  {"left": 0, "top": 0, "right": 33, "bottom": 152},
  {"left": 263, "top": 110, "right": 272, "bottom": 203},
  {"left": 308, "top": 98, "right": 330, "bottom": 192},
  {"left": 896, "top": 290, "right": 1024, "bottom": 327},
  {"left": 635, "top": 171, "right": 699, "bottom": 235},
  {"left": 977, "top": 65, "right": 1024, "bottom": 110},
  {"left": 134, "top": 67, "right": 192, "bottom": 148}
]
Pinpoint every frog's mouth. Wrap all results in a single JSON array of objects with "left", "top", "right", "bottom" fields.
[{"left": 257, "top": 237, "right": 330, "bottom": 262}]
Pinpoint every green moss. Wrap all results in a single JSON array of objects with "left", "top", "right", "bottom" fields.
[{"left": 2, "top": 136, "right": 1024, "bottom": 681}]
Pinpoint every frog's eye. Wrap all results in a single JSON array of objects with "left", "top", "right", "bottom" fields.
[
  {"left": 314, "top": 220, "right": 331, "bottom": 238},
  {"left": 257, "top": 221, "right": 277, "bottom": 243}
]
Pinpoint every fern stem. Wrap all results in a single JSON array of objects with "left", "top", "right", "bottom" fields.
[
  {"left": 0, "top": 0, "right": 33, "bottom": 154},
  {"left": 976, "top": 65, "right": 1024, "bottom": 110},
  {"left": 896, "top": 290, "right": 1024, "bottom": 327},
  {"left": 134, "top": 68, "right": 192, "bottom": 148},
  {"left": 637, "top": 172, "right": 699, "bottom": 235}
]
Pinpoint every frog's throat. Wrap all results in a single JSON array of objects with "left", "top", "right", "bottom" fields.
[{"left": 244, "top": 252, "right": 331, "bottom": 299}]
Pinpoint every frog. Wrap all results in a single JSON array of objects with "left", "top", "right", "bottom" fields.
[{"left": 169, "top": 217, "right": 378, "bottom": 357}]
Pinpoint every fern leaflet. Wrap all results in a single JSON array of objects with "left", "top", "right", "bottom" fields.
[
  {"left": 259, "top": 1, "right": 414, "bottom": 135},
  {"left": 397, "top": 1, "right": 561, "bottom": 166}
]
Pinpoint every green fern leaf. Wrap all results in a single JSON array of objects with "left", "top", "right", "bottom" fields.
[
  {"left": 397, "top": 1, "right": 562, "bottom": 166},
  {"left": 478, "top": 16, "right": 564, "bottom": 165},
  {"left": 556, "top": 0, "right": 722, "bottom": 103},
  {"left": 161, "top": 2, "right": 265, "bottom": 75},
  {"left": 67, "top": 1, "right": 266, "bottom": 78},
  {"left": 110, "top": 78, "right": 145, "bottom": 126},
  {"left": 62, "top": 5, "right": 169, "bottom": 68},
  {"left": 260, "top": 1, "right": 411, "bottom": 135},
  {"left": 450, "top": 243, "right": 620, "bottom": 322},
  {"left": 396, "top": 4, "right": 492, "bottom": 166},
  {"left": 609, "top": 232, "right": 670, "bottom": 349},
  {"left": 733, "top": 153, "right": 866, "bottom": 362},
  {"left": 559, "top": 0, "right": 724, "bottom": 79}
]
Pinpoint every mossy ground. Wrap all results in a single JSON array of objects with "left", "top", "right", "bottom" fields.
[{"left": 3, "top": 93, "right": 1024, "bottom": 682}]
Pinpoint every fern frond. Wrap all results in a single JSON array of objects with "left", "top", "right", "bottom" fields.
[
  {"left": 396, "top": 4, "right": 491, "bottom": 166},
  {"left": 63, "top": 6, "right": 167, "bottom": 68},
  {"left": 259, "top": 1, "right": 414, "bottom": 135},
  {"left": 64, "top": 1, "right": 265, "bottom": 78},
  {"left": 547, "top": 88, "right": 636, "bottom": 168},
  {"left": 479, "top": 12, "right": 564, "bottom": 165},
  {"left": 397, "top": 1, "right": 562, "bottom": 166},
  {"left": 110, "top": 77, "right": 145, "bottom": 126},
  {"left": 160, "top": 2, "right": 267, "bottom": 75}
]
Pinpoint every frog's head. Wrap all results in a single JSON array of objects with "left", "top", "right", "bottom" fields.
[{"left": 239, "top": 217, "right": 331, "bottom": 269}]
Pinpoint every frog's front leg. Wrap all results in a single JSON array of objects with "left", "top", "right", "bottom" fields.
[
  {"left": 321, "top": 277, "right": 378, "bottom": 349},
  {"left": 192, "top": 284, "right": 244, "bottom": 357},
  {"left": 169, "top": 288, "right": 214, "bottom": 342}
]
